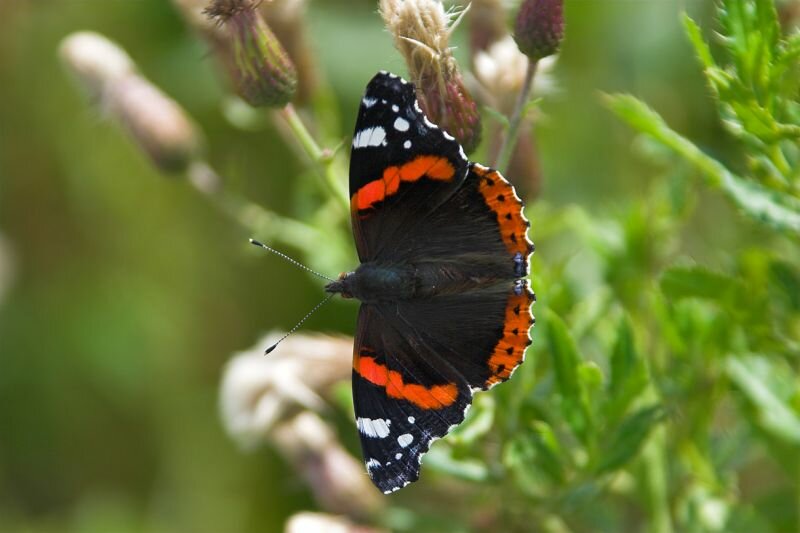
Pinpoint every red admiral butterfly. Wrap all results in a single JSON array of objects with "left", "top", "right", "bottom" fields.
[{"left": 324, "top": 72, "right": 535, "bottom": 493}]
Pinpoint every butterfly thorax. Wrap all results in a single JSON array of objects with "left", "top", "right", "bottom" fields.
[{"left": 326, "top": 263, "right": 416, "bottom": 303}]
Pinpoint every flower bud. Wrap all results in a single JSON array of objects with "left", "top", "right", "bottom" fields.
[
  {"left": 469, "top": 0, "right": 507, "bottom": 53},
  {"left": 60, "top": 32, "right": 201, "bottom": 174},
  {"left": 109, "top": 76, "right": 201, "bottom": 173},
  {"left": 205, "top": 0, "right": 297, "bottom": 107},
  {"left": 514, "top": 0, "right": 564, "bottom": 61},
  {"left": 272, "top": 413, "right": 382, "bottom": 518},
  {"left": 285, "top": 512, "right": 387, "bottom": 533},
  {"left": 59, "top": 32, "right": 135, "bottom": 101},
  {"left": 259, "top": 0, "right": 318, "bottom": 105},
  {"left": 220, "top": 332, "right": 352, "bottom": 447},
  {"left": 380, "top": 0, "right": 482, "bottom": 153}
]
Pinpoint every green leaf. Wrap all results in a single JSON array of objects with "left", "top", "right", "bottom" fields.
[
  {"left": 594, "top": 405, "right": 664, "bottom": 475},
  {"left": 503, "top": 435, "right": 551, "bottom": 498},
  {"left": 605, "top": 94, "right": 800, "bottom": 235},
  {"left": 449, "top": 394, "right": 495, "bottom": 445},
  {"left": 530, "top": 421, "right": 567, "bottom": 483},
  {"left": 682, "top": 13, "right": 715, "bottom": 69},
  {"left": 605, "top": 316, "right": 649, "bottom": 424},
  {"left": 423, "top": 446, "right": 490, "bottom": 482},
  {"left": 769, "top": 260, "right": 800, "bottom": 311},
  {"left": 482, "top": 105, "right": 510, "bottom": 129},
  {"left": 725, "top": 355, "right": 800, "bottom": 444},
  {"left": 544, "top": 310, "right": 594, "bottom": 445},
  {"left": 660, "top": 265, "right": 743, "bottom": 303}
]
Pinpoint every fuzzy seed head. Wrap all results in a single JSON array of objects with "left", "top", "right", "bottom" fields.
[
  {"left": 380, "top": 0, "right": 482, "bottom": 153},
  {"left": 60, "top": 32, "right": 200, "bottom": 173},
  {"left": 59, "top": 32, "right": 136, "bottom": 101},
  {"left": 514, "top": 0, "right": 564, "bottom": 60},
  {"left": 205, "top": 0, "right": 297, "bottom": 107},
  {"left": 110, "top": 76, "right": 201, "bottom": 173}
]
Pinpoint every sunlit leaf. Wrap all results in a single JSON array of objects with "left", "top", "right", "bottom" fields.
[
  {"left": 544, "top": 310, "right": 594, "bottom": 445},
  {"left": 605, "top": 316, "right": 649, "bottom": 424},
  {"left": 605, "top": 94, "right": 800, "bottom": 235},
  {"left": 660, "top": 265, "right": 743, "bottom": 303},
  {"left": 595, "top": 405, "right": 664, "bottom": 475},
  {"left": 725, "top": 355, "right": 800, "bottom": 444}
]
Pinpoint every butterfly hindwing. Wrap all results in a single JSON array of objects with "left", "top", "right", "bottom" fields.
[{"left": 352, "top": 305, "right": 472, "bottom": 493}]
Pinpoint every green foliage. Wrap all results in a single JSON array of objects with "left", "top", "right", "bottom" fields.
[{"left": 608, "top": 0, "right": 800, "bottom": 236}]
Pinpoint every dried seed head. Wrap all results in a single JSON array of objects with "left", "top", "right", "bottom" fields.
[
  {"left": 109, "top": 76, "right": 201, "bottom": 173},
  {"left": 475, "top": 36, "right": 557, "bottom": 113},
  {"left": 205, "top": 0, "right": 297, "bottom": 107},
  {"left": 469, "top": 0, "right": 508, "bottom": 53},
  {"left": 286, "top": 512, "right": 388, "bottom": 533},
  {"left": 60, "top": 32, "right": 200, "bottom": 174},
  {"left": 220, "top": 332, "right": 352, "bottom": 447},
  {"left": 272, "top": 413, "right": 383, "bottom": 517},
  {"left": 514, "top": 0, "right": 564, "bottom": 61},
  {"left": 59, "top": 32, "right": 136, "bottom": 101},
  {"left": 380, "top": 0, "right": 482, "bottom": 153}
]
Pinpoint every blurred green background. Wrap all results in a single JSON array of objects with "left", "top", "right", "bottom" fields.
[{"left": 2, "top": 0, "right": 793, "bottom": 532}]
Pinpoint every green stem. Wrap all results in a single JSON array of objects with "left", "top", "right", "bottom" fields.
[
  {"left": 494, "top": 59, "right": 538, "bottom": 173},
  {"left": 642, "top": 426, "right": 673, "bottom": 533},
  {"left": 186, "top": 159, "right": 322, "bottom": 253},
  {"left": 279, "top": 103, "right": 349, "bottom": 212}
]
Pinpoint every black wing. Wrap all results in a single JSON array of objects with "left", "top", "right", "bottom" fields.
[
  {"left": 349, "top": 71, "right": 468, "bottom": 262},
  {"left": 352, "top": 304, "right": 473, "bottom": 493}
]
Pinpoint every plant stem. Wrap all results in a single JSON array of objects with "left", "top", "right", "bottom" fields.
[
  {"left": 185, "top": 159, "right": 322, "bottom": 253},
  {"left": 642, "top": 427, "right": 673, "bottom": 533},
  {"left": 494, "top": 59, "right": 538, "bottom": 173},
  {"left": 278, "top": 103, "right": 350, "bottom": 212}
]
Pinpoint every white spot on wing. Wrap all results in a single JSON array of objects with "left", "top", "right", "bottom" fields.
[
  {"left": 366, "top": 458, "right": 381, "bottom": 470},
  {"left": 392, "top": 104, "right": 399, "bottom": 112},
  {"left": 352, "top": 126, "right": 387, "bottom": 149},
  {"left": 357, "top": 417, "right": 392, "bottom": 438},
  {"left": 362, "top": 97, "right": 378, "bottom": 108},
  {"left": 403, "top": 140, "right": 412, "bottom": 149},
  {"left": 395, "top": 452, "right": 402, "bottom": 460},
  {"left": 407, "top": 416, "right": 415, "bottom": 423},
  {"left": 442, "top": 131, "right": 455, "bottom": 141},
  {"left": 398, "top": 433, "right": 414, "bottom": 448},
  {"left": 394, "top": 117, "right": 410, "bottom": 131}
]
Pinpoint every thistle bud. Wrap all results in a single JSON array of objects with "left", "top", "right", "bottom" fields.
[
  {"left": 380, "top": 0, "right": 482, "bottom": 153},
  {"left": 205, "top": 0, "right": 297, "bottom": 108},
  {"left": 60, "top": 32, "right": 200, "bottom": 174},
  {"left": 513, "top": 0, "right": 564, "bottom": 61},
  {"left": 259, "top": 0, "right": 318, "bottom": 104}
]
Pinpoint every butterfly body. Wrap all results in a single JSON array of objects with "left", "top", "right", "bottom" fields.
[{"left": 338, "top": 71, "right": 535, "bottom": 493}]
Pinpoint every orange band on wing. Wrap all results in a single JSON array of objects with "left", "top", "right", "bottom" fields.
[
  {"left": 472, "top": 164, "right": 532, "bottom": 257},
  {"left": 355, "top": 355, "right": 458, "bottom": 409},
  {"left": 485, "top": 284, "right": 534, "bottom": 388},
  {"left": 354, "top": 155, "right": 456, "bottom": 211}
]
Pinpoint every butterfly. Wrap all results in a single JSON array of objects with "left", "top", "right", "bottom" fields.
[{"left": 325, "top": 71, "right": 535, "bottom": 493}]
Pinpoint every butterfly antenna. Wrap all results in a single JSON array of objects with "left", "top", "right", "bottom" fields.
[
  {"left": 264, "top": 292, "right": 335, "bottom": 354},
  {"left": 249, "top": 239, "right": 335, "bottom": 282}
]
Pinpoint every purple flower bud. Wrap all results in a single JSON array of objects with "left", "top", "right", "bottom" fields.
[
  {"left": 205, "top": 0, "right": 297, "bottom": 108},
  {"left": 514, "top": 0, "right": 564, "bottom": 61}
]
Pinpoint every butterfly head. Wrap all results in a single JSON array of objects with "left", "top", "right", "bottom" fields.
[{"left": 325, "top": 271, "right": 355, "bottom": 299}]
